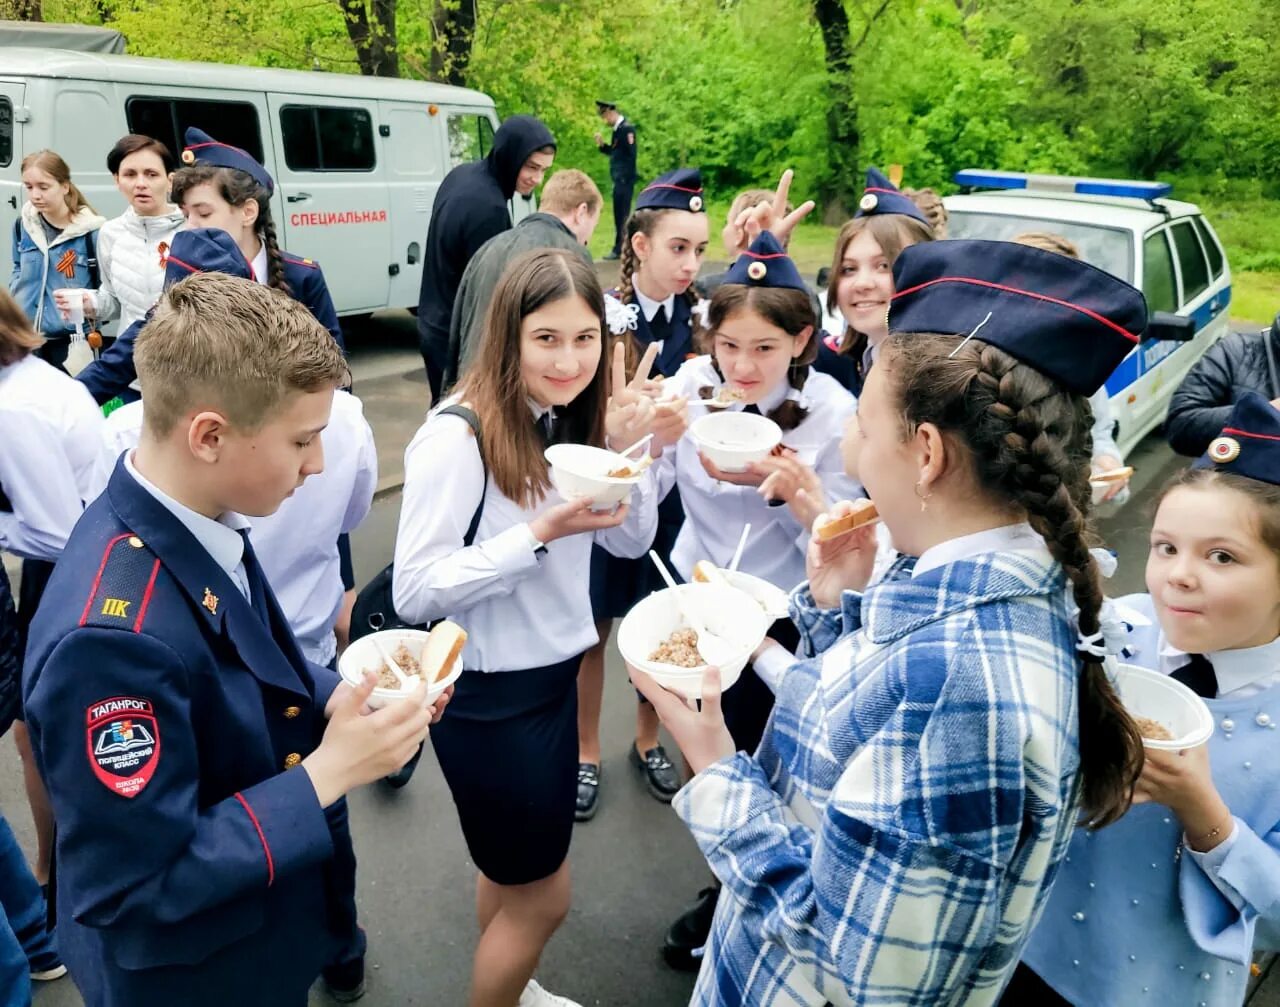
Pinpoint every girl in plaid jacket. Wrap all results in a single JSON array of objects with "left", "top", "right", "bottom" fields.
[{"left": 633, "top": 238, "right": 1150, "bottom": 1006}]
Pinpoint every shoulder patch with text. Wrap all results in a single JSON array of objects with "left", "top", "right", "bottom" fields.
[{"left": 86, "top": 697, "right": 161, "bottom": 798}]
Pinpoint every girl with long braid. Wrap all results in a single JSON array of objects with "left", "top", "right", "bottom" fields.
[
  {"left": 632, "top": 238, "right": 1147, "bottom": 1005},
  {"left": 169, "top": 128, "right": 344, "bottom": 350}
]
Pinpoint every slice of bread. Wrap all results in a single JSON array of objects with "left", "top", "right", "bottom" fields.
[
  {"left": 815, "top": 500, "right": 879, "bottom": 542},
  {"left": 691, "top": 560, "right": 725, "bottom": 585},
  {"left": 1089, "top": 466, "right": 1134, "bottom": 485},
  {"left": 420, "top": 621, "right": 467, "bottom": 684}
]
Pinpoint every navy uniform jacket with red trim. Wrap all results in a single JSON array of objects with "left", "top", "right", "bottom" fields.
[
  {"left": 282, "top": 252, "right": 344, "bottom": 352},
  {"left": 21, "top": 458, "right": 345, "bottom": 1006}
]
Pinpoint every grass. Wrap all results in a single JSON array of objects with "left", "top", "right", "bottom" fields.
[{"left": 588, "top": 188, "right": 1279, "bottom": 325}]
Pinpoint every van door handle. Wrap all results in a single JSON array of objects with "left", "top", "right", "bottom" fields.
[{"left": 286, "top": 192, "right": 312, "bottom": 203}]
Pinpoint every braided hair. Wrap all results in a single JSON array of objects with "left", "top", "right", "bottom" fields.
[
  {"left": 884, "top": 333, "right": 1143, "bottom": 828},
  {"left": 615, "top": 207, "right": 701, "bottom": 380},
  {"left": 171, "top": 165, "right": 292, "bottom": 296},
  {"left": 699, "top": 284, "right": 816, "bottom": 432}
]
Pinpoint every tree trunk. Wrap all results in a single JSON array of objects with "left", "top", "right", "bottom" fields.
[
  {"left": 6, "top": 0, "right": 42, "bottom": 20},
  {"left": 429, "top": 0, "right": 476, "bottom": 86},
  {"left": 340, "top": 0, "right": 399, "bottom": 78},
  {"left": 811, "top": 0, "right": 860, "bottom": 222}
]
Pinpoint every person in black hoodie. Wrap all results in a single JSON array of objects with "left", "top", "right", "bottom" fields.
[
  {"left": 1165, "top": 312, "right": 1280, "bottom": 456},
  {"left": 416, "top": 114, "right": 556, "bottom": 399}
]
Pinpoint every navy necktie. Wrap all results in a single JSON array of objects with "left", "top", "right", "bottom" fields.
[
  {"left": 1171, "top": 653, "right": 1218, "bottom": 699},
  {"left": 743, "top": 403, "right": 762, "bottom": 416},
  {"left": 537, "top": 411, "right": 555, "bottom": 447},
  {"left": 237, "top": 530, "right": 272, "bottom": 627}
]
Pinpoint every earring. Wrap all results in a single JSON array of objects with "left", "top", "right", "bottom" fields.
[{"left": 914, "top": 481, "right": 933, "bottom": 512}]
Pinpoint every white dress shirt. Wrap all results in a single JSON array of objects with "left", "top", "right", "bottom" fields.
[
  {"left": 250, "top": 243, "right": 269, "bottom": 286},
  {"left": 913, "top": 521, "right": 1050, "bottom": 578},
  {"left": 633, "top": 283, "right": 675, "bottom": 325},
  {"left": 392, "top": 401, "right": 658, "bottom": 672},
  {"left": 92, "top": 391, "right": 377, "bottom": 665},
  {"left": 0, "top": 354, "right": 104, "bottom": 561},
  {"left": 123, "top": 449, "right": 252, "bottom": 600},
  {"left": 655, "top": 355, "right": 860, "bottom": 591}
]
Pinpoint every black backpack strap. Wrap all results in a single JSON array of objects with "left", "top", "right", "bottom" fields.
[
  {"left": 83, "top": 228, "right": 101, "bottom": 289},
  {"left": 437, "top": 403, "right": 486, "bottom": 546}
]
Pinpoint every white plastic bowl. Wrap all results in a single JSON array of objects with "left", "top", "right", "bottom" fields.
[
  {"left": 1112, "top": 662, "right": 1214, "bottom": 750},
  {"left": 718, "top": 569, "right": 791, "bottom": 620},
  {"left": 545, "top": 443, "right": 644, "bottom": 511},
  {"left": 689, "top": 411, "right": 782, "bottom": 473},
  {"left": 618, "top": 582, "right": 771, "bottom": 701},
  {"left": 338, "top": 629, "right": 464, "bottom": 710}
]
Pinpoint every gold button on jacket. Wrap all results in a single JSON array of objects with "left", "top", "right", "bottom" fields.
[
  {"left": 284, "top": 753, "right": 302, "bottom": 769},
  {"left": 283, "top": 706, "right": 301, "bottom": 719}
]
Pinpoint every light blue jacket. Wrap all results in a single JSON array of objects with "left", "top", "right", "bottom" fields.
[
  {"left": 1021, "top": 593, "right": 1280, "bottom": 1006},
  {"left": 9, "top": 202, "right": 105, "bottom": 336}
]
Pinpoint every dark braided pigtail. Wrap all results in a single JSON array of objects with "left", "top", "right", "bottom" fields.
[
  {"left": 888, "top": 334, "right": 1143, "bottom": 829},
  {"left": 257, "top": 206, "right": 291, "bottom": 297}
]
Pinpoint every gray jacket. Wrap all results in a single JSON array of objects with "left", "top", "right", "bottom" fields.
[{"left": 444, "top": 213, "right": 590, "bottom": 391}]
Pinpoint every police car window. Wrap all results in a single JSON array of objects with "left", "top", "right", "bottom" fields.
[
  {"left": 1170, "top": 221, "right": 1210, "bottom": 304},
  {"left": 0, "top": 97, "right": 11, "bottom": 167},
  {"left": 447, "top": 114, "right": 491, "bottom": 168},
  {"left": 945, "top": 211, "right": 1133, "bottom": 282},
  {"left": 281, "top": 105, "right": 376, "bottom": 172},
  {"left": 126, "top": 97, "right": 264, "bottom": 163},
  {"left": 1142, "top": 231, "right": 1178, "bottom": 315},
  {"left": 1192, "top": 217, "right": 1225, "bottom": 279}
]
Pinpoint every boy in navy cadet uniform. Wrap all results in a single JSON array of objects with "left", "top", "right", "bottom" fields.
[
  {"left": 594, "top": 100, "right": 637, "bottom": 260},
  {"left": 22, "top": 273, "right": 436, "bottom": 1006}
]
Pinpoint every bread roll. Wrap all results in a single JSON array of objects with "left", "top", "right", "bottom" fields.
[{"left": 420, "top": 621, "right": 467, "bottom": 684}]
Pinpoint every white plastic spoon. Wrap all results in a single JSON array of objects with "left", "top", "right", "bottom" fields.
[
  {"left": 728, "top": 523, "right": 751, "bottom": 573},
  {"left": 372, "top": 637, "right": 416, "bottom": 689},
  {"left": 617, "top": 432, "right": 654, "bottom": 458},
  {"left": 648, "top": 550, "right": 738, "bottom": 668}
]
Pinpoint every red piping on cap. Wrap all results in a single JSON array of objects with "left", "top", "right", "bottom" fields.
[
  {"left": 1221, "top": 426, "right": 1280, "bottom": 443},
  {"left": 892, "top": 276, "right": 1140, "bottom": 343}
]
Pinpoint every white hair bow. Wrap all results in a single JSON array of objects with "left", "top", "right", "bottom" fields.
[{"left": 604, "top": 294, "right": 640, "bottom": 336}]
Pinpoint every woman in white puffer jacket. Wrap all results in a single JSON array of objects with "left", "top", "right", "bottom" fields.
[{"left": 92, "top": 135, "right": 185, "bottom": 333}]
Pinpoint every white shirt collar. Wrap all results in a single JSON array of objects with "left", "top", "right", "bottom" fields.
[
  {"left": 913, "top": 521, "right": 1047, "bottom": 578},
  {"left": 250, "top": 243, "right": 268, "bottom": 286},
  {"left": 750, "top": 376, "right": 793, "bottom": 415},
  {"left": 613, "top": 115, "right": 626, "bottom": 132},
  {"left": 633, "top": 283, "right": 674, "bottom": 324},
  {"left": 124, "top": 450, "right": 250, "bottom": 579},
  {"left": 1159, "top": 633, "right": 1280, "bottom": 696},
  {"left": 861, "top": 340, "right": 879, "bottom": 376},
  {"left": 527, "top": 397, "right": 554, "bottom": 421}
]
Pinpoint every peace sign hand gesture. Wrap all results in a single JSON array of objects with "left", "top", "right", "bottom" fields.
[
  {"left": 606, "top": 340, "right": 660, "bottom": 448},
  {"left": 734, "top": 169, "right": 817, "bottom": 248}
]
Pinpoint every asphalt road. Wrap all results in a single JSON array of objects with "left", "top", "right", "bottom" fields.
[{"left": 6, "top": 311, "right": 1276, "bottom": 1006}]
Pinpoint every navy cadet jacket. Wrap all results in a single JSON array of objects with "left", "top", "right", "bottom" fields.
[
  {"left": 77, "top": 252, "right": 344, "bottom": 406},
  {"left": 597, "top": 119, "right": 638, "bottom": 184},
  {"left": 22, "top": 458, "right": 346, "bottom": 1006},
  {"left": 614, "top": 290, "right": 695, "bottom": 379}
]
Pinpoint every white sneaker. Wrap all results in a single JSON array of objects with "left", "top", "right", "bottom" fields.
[{"left": 518, "top": 978, "right": 583, "bottom": 1007}]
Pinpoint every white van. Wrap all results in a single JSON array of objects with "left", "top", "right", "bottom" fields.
[{"left": 0, "top": 48, "right": 533, "bottom": 320}]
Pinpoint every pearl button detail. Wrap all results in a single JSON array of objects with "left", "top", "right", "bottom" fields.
[
  {"left": 1201, "top": 973, "right": 1211, "bottom": 981},
  {"left": 1129, "top": 954, "right": 1137, "bottom": 962},
  {"left": 1088, "top": 881, "right": 1096, "bottom": 889},
  {"left": 1072, "top": 959, "right": 1080, "bottom": 967},
  {"left": 1072, "top": 912, "right": 1085, "bottom": 922},
  {"left": 1131, "top": 898, "right": 1140, "bottom": 906},
  {"left": 1220, "top": 718, "right": 1235, "bottom": 732},
  {"left": 1257, "top": 713, "right": 1272, "bottom": 727},
  {"left": 1244, "top": 761, "right": 1252, "bottom": 770}
]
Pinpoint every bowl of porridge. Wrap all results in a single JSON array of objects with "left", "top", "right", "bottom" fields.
[{"left": 1111, "top": 662, "right": 1214, "bottom": 750}]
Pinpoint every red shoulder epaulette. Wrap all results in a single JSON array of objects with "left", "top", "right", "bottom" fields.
[
  {"left": 79, "top": 533, "right": 161, "bottom": 633},
  {"left": 283, "top": 253, "right": 320, "bottom": 270}
]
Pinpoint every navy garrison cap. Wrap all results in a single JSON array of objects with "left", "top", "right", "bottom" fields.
[
  {"left": 595, "top": 99, "right": 618, "bottom": 111},
  {"left": 1194, "top": 392, "right": 1280, "bottom": 483},
  {"left": 854, "top": 166, "right": 929, "bottom": 226},
  {"left": 636, "top": 168, "right": 704, "bottom": 213},
  {"left": 888, "top": 238, "right": 1147, "bottom": 396},
  {"left": 163, "top": 228, "right": 253, "bottom": 285},
  {"left": 725, "top": 231, "right": 807, "bottom": 291},
  {"left": 181, "top": 127, "right": 274, "bottom": 196}
]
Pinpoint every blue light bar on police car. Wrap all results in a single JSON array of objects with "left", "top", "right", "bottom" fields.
[{"left": 954, "top": 169, "right": 1172, "bottom": 201}]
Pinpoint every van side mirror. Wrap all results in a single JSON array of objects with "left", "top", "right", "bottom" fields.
[{"left": 1146, "top": 311, "right": 1195, "bottom": 342}]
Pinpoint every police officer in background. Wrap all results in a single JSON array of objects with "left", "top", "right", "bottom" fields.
[{"left": 594, "top": 99, "right": 637, "bottom": 260}]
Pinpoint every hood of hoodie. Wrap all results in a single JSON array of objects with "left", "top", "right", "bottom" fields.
[
  {"left": 118, "top": 204, "right": 186, "bottom": 239},
  {"left": 20, "top": 202, "right": 107, "bottom": 250},
  {"left": 486, "top": 115, "right": 556, "bottom": 200},
  {"left": 163, "top": 228, "right": 253, "bottom": 285}
]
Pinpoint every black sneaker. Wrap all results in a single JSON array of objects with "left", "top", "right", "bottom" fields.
[
  {"left": 383, "top": 741, "right": 424, "bottom": 790},
  {"left": 575, "top": 762, "right": 601, "bottom": 821},
  {"left": 322, "top": 954, "right": 366, "bottom": 1002},
  {"left": 662, "top": 884, "right": 720, "bottom": 972},
  {"left": 630, "top": 743, "right": 680, "bottom": 802}
]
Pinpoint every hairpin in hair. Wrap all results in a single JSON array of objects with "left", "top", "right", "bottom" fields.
[{"left": 948, "top": 311, "right": 993, "bottom": 358}]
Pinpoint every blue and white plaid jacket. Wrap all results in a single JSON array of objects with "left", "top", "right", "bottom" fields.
[{"left": 673, "top": 550, "right": 1084, "bottom": 1006}]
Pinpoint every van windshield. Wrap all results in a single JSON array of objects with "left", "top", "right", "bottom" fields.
[{"left": 947, "top": 211, "right": 1134, "bottom": 282}]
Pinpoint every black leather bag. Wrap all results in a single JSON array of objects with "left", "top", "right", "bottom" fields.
[{"left": 350, "top": 405, "right": 486, "bottom": 641}]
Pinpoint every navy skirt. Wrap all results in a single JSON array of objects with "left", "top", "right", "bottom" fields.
[
  {"left": 590, "top": 489, "right": 684, "bottom": 620},
  {"left": 430, "top": 655, "right": 581, "bottom": 885}
]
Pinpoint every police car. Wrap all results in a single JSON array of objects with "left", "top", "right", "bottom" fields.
[{"left": 945, "top": 170, "right": 1230, "bottom": 458}]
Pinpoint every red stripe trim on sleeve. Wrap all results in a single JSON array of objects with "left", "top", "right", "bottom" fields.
[
  {"left": 892, "top": 276, "right": 1141, "bottom": 343},
  {"left": 79, "top": 534, "right": 133, "bottom": 627},
  {"left": 1222, "top": 426, "right": 1280, "bottom": 443},
  {"left": 234, "top": 792, "right": 275, "bottom": 887},
  {"left": 133, "top": 559, "right": 161, "bottom": 633}
]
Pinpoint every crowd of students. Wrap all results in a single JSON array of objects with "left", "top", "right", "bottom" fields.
[{"left": 1, "top": 114, "right": 1277, "bottom": 1007}]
